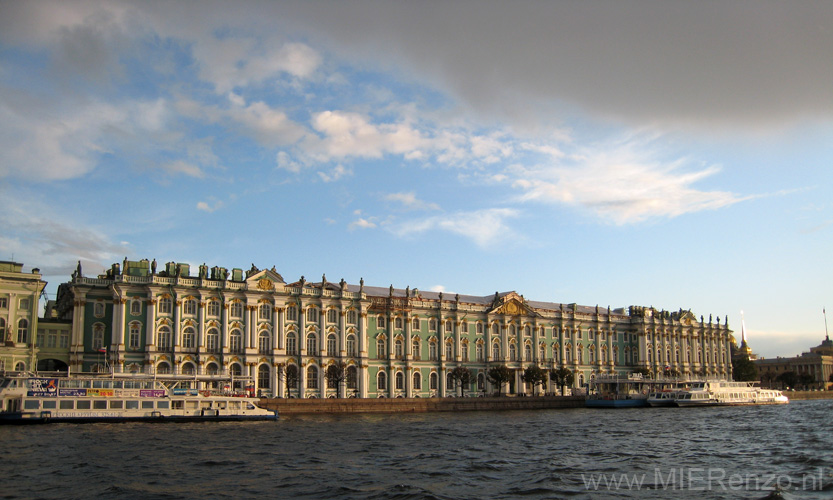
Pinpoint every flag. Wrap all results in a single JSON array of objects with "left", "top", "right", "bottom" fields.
[{"left": 97, "top": 348, "right": 107, "bottom": 353}]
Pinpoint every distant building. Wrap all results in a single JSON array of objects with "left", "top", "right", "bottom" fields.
[
  {"left": 0, "top": 261, "right": 48, "bottom": 372},
  {"left": 3, "top": 257, "right": 736, "bottom": 397},
  {"left": 754, "top": 337, "right": 833, "bottom": 390}
]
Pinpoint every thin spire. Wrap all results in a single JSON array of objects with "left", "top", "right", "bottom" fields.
[
  {"left": 740, "top": 310, "right": 748, "bottom": 346},
  {"left": 824, "top": 307, "right": 829, "bottom": 341}
]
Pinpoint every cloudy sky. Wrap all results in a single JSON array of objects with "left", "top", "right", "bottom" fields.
[{"left": 1, "top": 0, "right": 831, "bottom": 357}]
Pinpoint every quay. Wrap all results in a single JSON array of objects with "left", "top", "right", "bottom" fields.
[{"left": 259, "top": 395, "right": 585, "bottom": 415}]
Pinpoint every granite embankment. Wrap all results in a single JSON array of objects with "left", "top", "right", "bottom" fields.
[
  {"left": 786, "top": 390, "right": 833, "bottom": 400},
  {"left": 259, "top": 395, "right": 586, "bottom": 415}
]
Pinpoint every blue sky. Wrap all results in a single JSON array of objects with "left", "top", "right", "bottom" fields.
[{"left": 1, "top": 1, "right": 831, "bottom": 358}]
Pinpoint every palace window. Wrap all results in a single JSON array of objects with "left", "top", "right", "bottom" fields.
[
  {"left": 258, "top": 331, "right": 271, "bottom": 354},
  {"left": 429, "top": 341, "right": 438, "bottom": 361},
  {"left": 206, "top": 328, "right": 220, "bottom": 353},
  {"left": 445, "top": 341, "right": 453, "bottom": 360},
  {"left": 539, "top": 344, "right": 546, "bottom": 362},
  {"left": 183, "top": 299, "right": 196, "bottom": 316},
  {"left": 377, "top": 370, "right": 386, "bottom": 391},
  {"left": 286, "top": 332, "right": 297, "bottom": 355},
  {"left": 229, "top": 329, "right": 243, "bottom": 353},
  {"left": 492, "top": 323, "right": 499, "bottom": 336},
  {"left": 258, "top": 365, "right": 270, "bottom": 390},
  {"left": 92, "top": 324, "right": 105, "bottom": 350},
  {"left": 524, "top": 343, "right": 532, "bottom": 361},
  {"left": 306, "top": 333, "right": 318, "bottom": 355},
  {"left": 377, "top": 316, "right": 386, "bottom": 329},
  {"left": 19, "top": 298, "right": 30, "bottom": 310},
  {"left": 524, "top": 325, "right": 531, "bottom": 337},
  {"left": 413, "top": 372, "right": 421, "bottom": 390},
  {"left": 0, "top": 318, "right": 4, "bottom": 340},
  {"left": 376, "top": 338, "right": 386, "bottom": 359},
  {"left": 395, "top": 371, "right": 404, "bottom": 390},
  {"left": 307, "top": 366, "right": 318, "bottom": 389},
  {"left": 476, "top": 322, "right": 483, "bottom": 335},
  {"left": 445, "top": 320, "right": 453, "bottom": 333},
  {"left": 461, "top": 342, "right": 469, "bottom": 361},
  {"left": 286, "top": 305, "right": 297, "bottom": 321},
  {"left": 412, "top": 339, "right": 420, "bottom": 359},
  {"left": 412, "top": 318, "right": 420, "bottom": 330},
  {"left": 207, "top": 300, "right": 220, "bottom": 317},
  {"left": 327, "top": 309, "right": 338, "bottom": 324},
  {"left": 460, "top": 321, "right": 468, "bottom": 334},
  {"left": 157, "top": 325, "right": 171, "bottom": 350},
  {"left": 476, "top": 343, "right": 484, "bottom": 361},
  {"left": 347, "top": 310, "right": 357, "bottom": 324},
  {"left": 94, "top": 302, "right": 105, "bottom": 318},
  {"left": 346, "top": 366, "right": 357, "bottom": 390},
  {"left": 430, "top": 372, "right": 438, "bottom": 390},
  {"left": 128, "top": 323, "right": 141, "bottom": 350},
  {"left": 395, "top": 339, "right": 403, "bottom": 358},
  {"left": 429, "top": 318, "right": 437, "bottom": 331},
  {"left": 395, "top": 317, "right": 402, "bottom": 329},
  {"left": 15, "top": 318, "right": 29, "bottom": 344},
  {"left": 346, "top": 334, "right": 356, "bottom": 357},
  {"left": 229, "top": 301, "right": 242, "bottom": 318},
  {"left": 588, "top": 329, "right": 594, "bottom": 340},
  {"left": 478, "top": 373, "right": 485, "bottom": 391},
  {"left": 327, "top": 334, "right": 337, "bottom": 357},
  {"left": 447, "top": 372, "right": 455, "bottom": 390},
  {"left": 492, "top": 342, "right": 500, "bottom": 360},
  {"left": 0, "top": 297, "right": 6, "bottom": 309},
  {"left": 182, "top": 327, "right": 196, "bottom": 350},
  {"left": 259, "top": 303, "right": 272, "bottom": 320},
  {"left": 130, "top": 299, "right": 141, "bottom": 316},
  {"left": 508, "top": 343, "right": 517, "bottom": 361},
  {"left": 306, "top": 307, "right": 319, "bottom": 323},
  {"left": 158, "top": 297, "right": 172, "bottom": 315}
]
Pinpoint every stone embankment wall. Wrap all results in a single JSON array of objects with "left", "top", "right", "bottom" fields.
[
  {"left": 786, "top": 390, "right": 833, "bottom": 400},
  {"left": 259, "top": 395, "right": 586, "bottom": 415}
]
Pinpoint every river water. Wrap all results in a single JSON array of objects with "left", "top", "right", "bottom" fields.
[{"left": 1, "top": 400, "right": 831, "bottom": 499}]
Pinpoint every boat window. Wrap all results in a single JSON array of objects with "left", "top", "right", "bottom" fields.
[
  {"left": 42, "top": 400, "right": 57, "bottom": 409},
  {"left": 24, "top": 400, "right": 40, "bottom": 410},
  {"left": 112, "top": 381, "right": 123, "bottom": 389},
  {"left": 76, "top": 400, "right": 91, "bottom": 409},
  {"left": 141, "top": 401, "right": 154, "bottom": 409},
  {"left": 229, "top": 401, "right": 241, "bottom": 410},
  {"left": 109, "top": 400, "right": 123, "bottom": 409},
  {"left": 60, "top": 400, "right": 74, "bottom": 410},
  {"left": 93, "top": 380, "right": 104, "bottom": 389},
  {"left": 93, "top": 400, "right": 107, "bottom": 410},
  {"left": 172, "top": 401, "right": 183, "bottom": 409},
  {"left": 126, "top": 401, "right": 139, "bottom": 409},
  {"left": 217, "top": 402, "right": 226, "bottom": 410},
  {"left": 157, "top": 401, "right": 169, "bottom": 409}
]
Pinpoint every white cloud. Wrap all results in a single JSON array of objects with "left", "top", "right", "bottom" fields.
[
  {"left": 196, "top": 199, "right": 224, "bottom": 213},
  {"left": 349, "top": 217, "right": 377, "bottom": 230},
  {"left": 384, "top": 192, "right": 440, "bottom": 211},
  {"left": 317, "top": 164, "right": 352, "bottom": 182},
  {"left": 508, "top": 137, "right": 747, "bottom": 225},
  {"left": 165, "top": 160, "right": 205, "bottom": 179},
  {"left": 389, "top": 208, "right": 520, "bottom": 247}
]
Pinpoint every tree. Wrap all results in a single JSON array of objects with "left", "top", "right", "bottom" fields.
[
  {"left": 776, "top": 371, "right": 797, "bottom": 390},
  {"left": 449, "top": 366, "right": 473, "bottom": 397},
  {"left": 550, "top": 367, "right": 575, "bottom": 396},
  {"left": 486, "top": 365, "right": 513, "bottom": 396},
  {"left": 731, "top": 355, "right": 758, "bottom": 382},
  {"left": 326, "top": 362, "right": 348, "bottom": 398},
  {"left": 522, "top": 365, "right": 548, "bottom": 395},
  {"left": 285, "top": 364, "right": 299, "bottom": 396},
  {"left": 797, "top": 373, "right": 815, "bottom": 390}
]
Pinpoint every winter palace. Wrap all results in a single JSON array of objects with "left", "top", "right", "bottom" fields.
[{"left": 2, "top": 258, "right": 736, "bottom": 398}]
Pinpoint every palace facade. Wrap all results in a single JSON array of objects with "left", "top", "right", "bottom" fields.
[{"left": 6, "top": 258, "right": 735, "bottom": 397}]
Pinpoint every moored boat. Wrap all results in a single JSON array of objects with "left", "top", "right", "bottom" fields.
[
  {"left": 673, "top": 380, "right": 788, "bottom": 407},
  {"left": 0, "top": 372, "right": 278, "bottom": 424}
]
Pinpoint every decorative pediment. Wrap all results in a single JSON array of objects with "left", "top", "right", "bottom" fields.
[
  {"left": 488, "top": 292, "right": 538, "bottom": 317},
  {"left": 246, "top": 268, "right": 286, "bottom": 292}
]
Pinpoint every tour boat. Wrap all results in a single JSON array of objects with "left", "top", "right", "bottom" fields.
[
  {"left": 645, "top": 390, "right": 684, "bottom": 407},
  {"left": 673, "top": 380, "right": 789, "bottom": 407},
  {"left": 0, "top": 372, "right": 278, "bottom": 424},
  {"left": 585, "top": 374, "right": 650, "bottom": 408}
]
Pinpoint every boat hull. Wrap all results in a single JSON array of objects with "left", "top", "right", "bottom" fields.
[
  {"left": 586, "top": 398, "right": 648, "bottom": 408},
  {"left": 0, "top": 410, "right": 277, "bottom": 425}
]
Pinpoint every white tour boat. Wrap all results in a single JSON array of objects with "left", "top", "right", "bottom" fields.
[
  {"left": 673, "top": 380, "right": 789, "bottom": 407},
  {"left": 0, "top": 372, "right": 278, "bottom": 424}
]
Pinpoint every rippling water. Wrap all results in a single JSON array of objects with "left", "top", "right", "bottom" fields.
[{"left": 1, "top": 400, "right": 832, "bottom": 499}]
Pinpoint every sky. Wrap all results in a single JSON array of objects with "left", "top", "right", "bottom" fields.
[{"left": 1, "top": 0, "right": 831, "bottom": 358}]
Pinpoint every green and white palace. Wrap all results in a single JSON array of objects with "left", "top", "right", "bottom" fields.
[{"left": 13, "top": 258, "right": 735, "bottom": 398}]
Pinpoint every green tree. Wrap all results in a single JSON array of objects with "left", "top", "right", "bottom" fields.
[
  {"left": 731, "top": 355, "right": 758, "bottom": 382},
  {"left": 522, "top": 365, "right": 549, "bottom": 395},
  {"left": 486, "top": 365, "right": 513, "bottom": 396},
  {"left": 776, "top": 371, "right": 797, "bottom": 390},
  {"left": 449, "top": 366, "right": 473, "bottom": 397},
  {"left": 550, "top": 367, "right": 575, "bottom": 396}
]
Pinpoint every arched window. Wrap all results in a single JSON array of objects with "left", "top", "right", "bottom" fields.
[
  {"left": 181, "top": 363, "right": 196, "bottom": 375},
  {"left": 128, "top": 322, "right": 141, "bottom": 349},
  {"left": 476, "top": 342, "right": 484, "bottom": 361},
  {"left": 445, "top": 341, "right": 453, "bottom": 360},
  {"left": 258, "top": 330, "right": 271, "bottom": 354},
  {"left": 430, "top": 372, "right": 438, "bottom": 390},
  {"left": 395, "top": 371, "right": 404, "bottom": 390},
  {"left": 376, "top": 338, "right": 386, "bottom": 359},
  {"left": 524, "top": 325, "right": 531, "bottom": 336},
  {"left": 394, "top": 338, "right": 403, "bottom": 358},
  {"left": 377, "top": 315, "right": 386, "bottom": 329},
  {"left": 492, "top": 341, "right": 501, "bottom": 360},
  {"left": 327, "top": 334, "right": 337, "bottom": 357},
  {"left": 158, "top": 297, "right": 172, "bottom": 314},
  {"left": 286, "top": 332, "right": 297, "bottom": 355},
  {"left": 460, "top": 321, "right": 468, "bottom": 334},
  {"left": 182, "top": 326, "right": 196, "bottom": 350},
  {"left": 346, "top": 366, "right": 357, "bottom": 390},
  {"left": 429, "top": 341, "right": 438, "bottom": 361},
  {"left": 306, "top": 333, "right": 318, "bottom": 355},
  {"left": 395, "top": 317, "right": 402, "bottom": 329},
  {"left": 258, "top": 365, "right": 271, "bottom": 390},
  {"left": 413, "top": 371, "right": 421, "bottom": 390},
  {"left": 508, "top": 343, "right": 517, "bottom": 361},
  {"left": 445, "top": 320, "right": 453, "bottom": 333},
  {"left": 307, "top": 365, "right": 318, "bottom": 389},
  {"left": 206, "top": 328, "right": 220, "bottom": 353},
  {"left": 461, "top": 342, "right": 469, "bottom": 361},
  {"left": 17, "top": 318, "right": 29, "bottom": 344},
  {"left": 565, "top": 345, "right": 572, "bottom": 362},
  {"left": 589, "top": 347, "right": 596, "bottom": 364},
  {"left": 446, "top": 372, "right": 454, "bottom": 390},
  {"left": 156, "top": 362, "right": 171, "bottom": 374},
  {"left": 492, "top": 323, "right": 499, "bottom": 336},
  {"left": 377, "top": 370, "right": 387, "bottom": 391},
  {"left": 478, "top": 373, "right": 485, "bottom": 390},
  {"left": 509, "top": 325, "right": 516, "bottom": 337},
  {"left": 412, "top": 318, "right": 420, "bottom": 330},
  {"left": 476, "top": 322, "right": 483, "bottom": 334},
  {"left": 156, "top": 325, "right": 171, "bottom": 350},
  {"left": 229, "top": 329, "right": 243, "bottom": 353},
  {"left": 524, "top": 343, "right": 532, "bottom": 361},
  {"left": 346, "top": 334, "right": 356, "bottom": 357},
  {"left": 259, "top": 303, "right": 272, "bottom": 320},
  {"left": 206, "top": 363, "right": 219, "bottom": 376},
  {"left": 412, "top": 339, "right": 421, "bottom": 359},
  {"left": 92, "top": 323, "right": 105, "bottom": 350},
  {"left": 577, "top": 344, "right": 584, "bottom": 364},
  {"left": 130, "top": 299, "right": 141, "bottom": 316},
  {"left": 429, "top": 318, "right": 437, "bottom": 331},
  {"left": 539, "top": 343, "right": 546, "bottom": 362}
]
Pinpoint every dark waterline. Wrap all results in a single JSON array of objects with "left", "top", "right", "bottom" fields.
[{"left": 1, "top": 400, "right": 831, "bottom": 499}]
